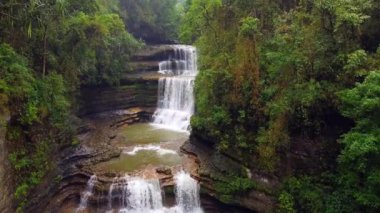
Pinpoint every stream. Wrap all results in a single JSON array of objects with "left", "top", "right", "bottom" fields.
[{"left": 74, "top": 45, "right": 203, "bottom": 213}]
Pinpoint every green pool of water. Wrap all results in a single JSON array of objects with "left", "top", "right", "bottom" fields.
[
  {"left": 97, "top": 123, "right": 188, "bottom": 173},
  {"left": 119, "top": 123, "right": 188, "bottom": 146},
  {"left": 96, "top": 148, "right": 182, "bottom": 173}
]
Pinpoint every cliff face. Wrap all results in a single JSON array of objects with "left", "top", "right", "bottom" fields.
[
  {"left": 182, "top": 108, "right": 353, "bottom": 213},
  {"left": 78, "top": 83, "right": 158, "bottom": 115},
  {"left": 0, "top": 111, "right": 12, "bottom": 213},
  {"left": 78, "top": 45, "right": 175, "bottom": 116},
  {"left": 182, "top": 137, "right": 276, "bottom": 213}
]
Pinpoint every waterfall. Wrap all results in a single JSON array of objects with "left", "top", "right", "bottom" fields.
[
  {"left": 77, "top": 172, "right": 203, "bottom": 212},
  {"left": 76, "top": 175, "right": 97, "bottom": 212},
  {"left": 125, "top": 179, "right": 163, "bottom": 211},
  {"left": 152, "top": 45, "right": 198, "bottom": 132},
  {"left": 108, "top": 176, "right": 129, "bottom": 210},
  {"left": 174, "top": 171, "right": 203, "bottom": 213},
  {"left": 108, "top": 176, "right": 164, "bottom": 212}
]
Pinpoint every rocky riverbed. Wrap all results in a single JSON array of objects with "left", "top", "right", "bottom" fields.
[{"left": 34, "top": 107, "right": 226, "bottom": 212}]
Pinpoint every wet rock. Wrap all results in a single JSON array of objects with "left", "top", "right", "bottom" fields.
[
  {"left": 78, "top": 45, "right": 177, "bottom": 116},
  {"left": 181, "top": 136, "right": 277, "bottom": 213},
  {"left": 102, "top": 172, "right": 118, "bottom": 178},
  {"left": 26, "top": 112, "right": 124, "bottom": 212},
  {"left": 156, "top": 166, "right": 172, "bottom": 176},
  {"left": 79, "top": 84, "right": 158, "bottom": 116},
  {"left": 131, "top": 45, "right": 175, "bottom": 62}
]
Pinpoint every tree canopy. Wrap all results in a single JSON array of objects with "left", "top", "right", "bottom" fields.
[{"left": 182, "top": 0, "right": 380, "bottom": 211}]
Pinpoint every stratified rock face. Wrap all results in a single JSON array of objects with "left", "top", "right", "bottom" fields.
[
  {"left": 183, "top": 108, "right": 352, "bottom": 213},
  {"left": 78, "top": 45, "right": 176, "bottom": 116},
  {"left": 131, "top": 45, "right": 175, "bottom": 63},
  {"left": 79, "top": 84, "right": 158, "bottom": 116},
  {"left": 182, "top": 137, "right": 276, "bottom": 213},
  {"left": 0, "top": 112, "right": 12, "bottom": 213}
]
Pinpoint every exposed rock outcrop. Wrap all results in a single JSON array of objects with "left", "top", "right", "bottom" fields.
[
  {"left": 181, "top": 137, "right": 276, "bottom": 213},
  {"left": 78, "top": 45, "right": 177, "bottom": 116},
  {"left": 182, "top": 108, "right": 353, "bottom": 213}
]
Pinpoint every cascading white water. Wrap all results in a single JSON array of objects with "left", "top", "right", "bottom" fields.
[
  {"left": 108, "top": 176, "right": 129, "bottom": 210},
  {"left": 76, "top": 175, "right": 97, "bottom": 212},
  {"left": 152, "top": 45, "right": 198, "bottom": 132},
  {"left": 108, "top": 176, "right": 163, "bottom": 212},
  {"left": 125, "top": 179, "right": 163, "bottom": 211},
  {"left": 174, "top": 171, "right": 203, "bottom": 213},
  {"left": 101, "top": 171, "right": 202, "bottom": 213},
  {"left": 124, "top": 145, "right": 177, "bottom": 156}
]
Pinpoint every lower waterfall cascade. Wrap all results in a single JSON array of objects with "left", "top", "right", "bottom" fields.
[
  {"left": 77, "top": 172, "right": 203, "bottom": 213},
  {"left": 174, "top": 171, "right": 202, "bottom": 213},
  {"left": 152, "top": 45, "right": 198, "bottom": 132},
  {"left": 77, "top": 175, "right": 98, "bottom": 212}
]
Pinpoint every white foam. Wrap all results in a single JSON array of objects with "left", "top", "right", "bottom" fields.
[{"left": 123, "top": 145, "right": 177, "bottom": 156}]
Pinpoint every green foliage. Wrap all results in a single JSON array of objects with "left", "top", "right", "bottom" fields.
[
  {"left": 9, "top": 151, "right": 31, "bottom": 171},
  {"left": 316, "top": 0, "right": 373, "bottom": 30},
  {"left": 1, "top": 0, "right": 140, "bottom": 88},
  {"left": 71, "top": 137, "right": 80, "bottom": 146},
  {"left": 0, "top": 43, "right": 69, "bottom": 127},
  {"left": 53, "top": 175, "right": 63, "bottom": 184},
  {"left": 119, "top": 0, "right": 182, "bottom": 43},
  {"left": 256, "top": 115, "right": 289, "bottom": 172},
  {"left": 56, "top": 12, "right": 141, "bottom": 87},
  {"left": 184, "top": 0, "right": 267, "bottom": 152},
  {"left": 9, "top": 140, "right": 50, "bottom": 210},
  {"left": 183, "top": 0, "right": 380, "bottom": 211},
  {"left": 0, "top": 43, "right": 38, "bottom": 124},
  {"left": 325, "top": 189, "right": 356, "bottom": 213},
  {"left": 179, "top": 0, "right": 222, "bottom": 43},
  {"left": 35, "top": 73, "right": 70, "bottom": 126},
  {"left": 239, "top": 17, "right": 259, "bottom": 37},
  {"left": 278, "top": 192, "right": 296, "bottom": 213},
  {"left": 282, "top": 177, "right": 325, "bottom": 213},
  {"left": 344, "top": 50, "right": 368, "bottom": 72},
  {"left": 191, "top": 69, "right": 233, "bottom": 139},
  {"left": 338, "top": 71, "right": 380, "bottom": 210},
  {"left": 214, "top": 175, "right": 256, "bottom": 203},
  {"left": 280, "top": 175, "right": 357, "bottom": 213}
]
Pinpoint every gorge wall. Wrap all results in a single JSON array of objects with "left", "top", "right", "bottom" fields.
[
  {"left": 78, "top": 45, "right": 176, "bottom": 116},
  {"left": 181, "top": 108, "right": 353, "bottom": 213}
]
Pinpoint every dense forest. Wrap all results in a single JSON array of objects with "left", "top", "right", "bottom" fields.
[
  {"left": 0, "top": 0, "right": 379, "bottom": 212},
  {"left": 181, "top": 0, "right": 380, "bottom": 212}
]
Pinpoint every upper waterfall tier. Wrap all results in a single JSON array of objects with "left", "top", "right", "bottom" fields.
[
  {"left": 158, "top": 45, "right": 197, "bottom": 76},
  {"left": 152, "top": 45, "right": 198, "bottom": 132}
]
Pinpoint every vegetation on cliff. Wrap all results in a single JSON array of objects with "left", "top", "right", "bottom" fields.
[
  {"left": 182, "top": 0, "right": 380, "bottom": 211},
  {"left": 0, "top": 0, "right": 180, "bottom": 211}
]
